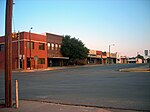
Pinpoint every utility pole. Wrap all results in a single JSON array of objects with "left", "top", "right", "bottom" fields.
[
  {"left": 109, "top": 45, "right": 110, "bottom": 64},
  {"left": 5, "top": 0, "right": 13, "bottom": 107},
  {"left": 29, "top": 27, "right": 33, "bottom": 70},
  {"left": 18, "top": 31, "right": 20, "bottom": 70},
  {"left": 109, "top": 44, "right": 115, "bottom": 64}
]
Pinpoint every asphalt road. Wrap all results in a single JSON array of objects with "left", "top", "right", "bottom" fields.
[{"left": 0, "top": 64, "right": 150, "bottom": 111}]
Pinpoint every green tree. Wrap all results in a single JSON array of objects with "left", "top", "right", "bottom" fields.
[
  {"left": 61, "top": 35, "right": 89, "bottom": 65},
  {"left": 136, "top": 54, "right": 144, "bottom": 59},
  {"left": 147, "top": 58, "right": 150, "bottom": 63}
]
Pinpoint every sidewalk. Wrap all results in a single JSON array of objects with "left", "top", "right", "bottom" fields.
[
  {"left": 13, "top": 64, "right": 105, "bottom": 73},
  {"left": 119, "top": 64, "right": 150, "bottom": 72},
  {"left": 17, "top": 64, "right": 150, "bottom": 73},
  {"left": 0, "top": 100, "right": 111, "bottom": 112},
  {"left": 0, "top": 100, "right": 140, "bottom": 112}
]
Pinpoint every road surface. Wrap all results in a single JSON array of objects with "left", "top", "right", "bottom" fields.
[{"left": 0, "top": 64, "right": 150, "bottom": 111}]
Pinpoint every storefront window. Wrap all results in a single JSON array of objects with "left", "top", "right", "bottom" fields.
[{"left": 38, "top": 58, "right": 45, "bottom": 64}]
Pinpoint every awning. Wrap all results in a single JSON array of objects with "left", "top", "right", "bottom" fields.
[
  {"left": 88, "top": 56, "right": 101, "bottom": 59},
  {"left": 52, "top": 57, "right": 69, "bottom": 59}
]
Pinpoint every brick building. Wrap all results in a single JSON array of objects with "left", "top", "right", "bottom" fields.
[
  {"left": 0, "top": 32, "right": 68, "bottom": 70},
  {"left": 0, "top": 37, "right": 5, "bottom": 69},
  {"left": 46, "top": 33, "right": 69, "bottom": 67}
]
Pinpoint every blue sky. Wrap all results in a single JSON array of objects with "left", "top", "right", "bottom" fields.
[{"left": 0, "top": 0, "right": 150, "bottom": 57}]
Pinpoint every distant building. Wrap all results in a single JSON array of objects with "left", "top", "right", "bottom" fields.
[
  {"left": 136, "top": 58, "right": 143, "bottom": 64},
  {"left": 127, "top": 57, "right": 143, "bottom": 64},
  {"left": 102, "top": 52, "right": 107, "bottom": 64},
  {"left": 87, "top": 50, "right": 117, "bottom": 64},
  {"left": 116, "top": 52, "right": 128, "bottom": 64},
  {"left": 106, "top": 52, "right": 117, "bottom": 64},
  {"left": 128, "top": 58, "right": 136, "bottom": 63},
  {"left": 87, "top": 50, "right": 102, "bottom": 64},
  {"left": 120, "top": 56, "right": 128, "bottom": 64}
]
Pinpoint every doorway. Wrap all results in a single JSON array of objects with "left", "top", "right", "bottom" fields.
[{"left": 27, "top": 58, "right": 30, "bottom": 68}]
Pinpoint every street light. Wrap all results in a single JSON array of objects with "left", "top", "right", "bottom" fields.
[
  {"left": 29, "top": 27, "right": 33, "bottom": 70},
  {"left": 109, "top": 44, "right": 115, "bottom": 64}
]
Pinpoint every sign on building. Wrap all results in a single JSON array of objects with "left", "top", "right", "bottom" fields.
[{"left": 145, "top": 50, "right": 148, "bottom": 57}]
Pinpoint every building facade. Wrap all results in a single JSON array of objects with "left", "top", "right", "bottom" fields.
[
  {"left": 0, "top": 32, "right": 47, "bottom": 70},
  {"left": 1, "top": 31, "right": 141, "bottom": 70},
  {"left": 46, "top": 33, "right": 69, "bottom": 67},
  {"left": 0, "top": 32, "right": 69, "bottom": 70},
  {"left": 128, "top": 58, "right": 143, "bottom": 64},
  {"left": 87, "top": 50, "right": 102, "bottom": 64}
]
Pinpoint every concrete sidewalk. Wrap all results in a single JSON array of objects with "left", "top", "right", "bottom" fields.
[
  {"left": 0, "top": 100, "right": 140, "bottom": 112},
  {"left": 0, "top": 100, "right": 111, "bottom": 112}
]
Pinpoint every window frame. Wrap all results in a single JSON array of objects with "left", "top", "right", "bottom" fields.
[
  {"left": 38, "top": 58, "right": 45, "bottom": 64},
  {"left": 51, "top": 43, "right": 54, "bottom": 50},
  {"left": 27, "top": 41, "right": 34, "bottom": 49},
  {"left": 0, "top": 44, "right": 5, "bottom": 52},
  {"left": 47, "top": 43, "right": 50, "bottom": 50},
  {"left": 39, "top": 43, "right": 45, "bottom": 50}
]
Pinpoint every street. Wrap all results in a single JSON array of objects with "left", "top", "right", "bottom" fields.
[{"left": 0, "top": 64, "right": 150, "bottom": 111}]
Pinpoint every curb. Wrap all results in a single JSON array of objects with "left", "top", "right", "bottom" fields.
[
  {"left": 119, "top": 68, "right": 150, "bottom": 72},
  {"left": 13, "top": 64, "right": 106, "bottom": 73}
]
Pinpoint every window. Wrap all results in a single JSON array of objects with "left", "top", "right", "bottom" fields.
[
  {"left": 55, "top": 44, "right": 58, "bottom": 50},
  {"left": 59, "top": 45, "right": 61, "bottom": 48},
  {"left": 0, "top": 44, "right": 5, "bottom": 52},
  {"left": 51, "top": 43, "right": 54, "bottom": 50},
  {"left": 27, "top": 42, "right": 34, "bottom": 49},
  {"left": 47, "top": 43, "right": 50, "bottom": 50},
  {"left": 38, "top": 58, "right": 45, "bottom": 64},
  {"left": 31, "top": 42, "right": 34, "bottom": 49},
  {"left": 39, "top": 43, "right": 45, "bottom": 50}
]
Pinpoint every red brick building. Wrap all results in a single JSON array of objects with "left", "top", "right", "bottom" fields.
[
  {"left": 0, "top": 32, "right": 68, "bottom": 70},
  {"left": 46, "top": 33, "right": 69, "bottom": 67},
  {"left": 0, "top": 37, "right": 5, "bottom": 69}
]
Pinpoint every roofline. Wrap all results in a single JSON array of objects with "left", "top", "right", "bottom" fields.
[{"left": 46, "top": 32, "right": 63, "bottom": 37}]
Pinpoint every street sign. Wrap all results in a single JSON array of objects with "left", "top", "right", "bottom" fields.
[{"left": 34, "top": 56, "right": 38, "bottom": 60}]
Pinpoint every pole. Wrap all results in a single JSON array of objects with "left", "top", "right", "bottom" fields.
[
  {"left": 29, "top": 30, "right": 31, "bottom": 69},
  {"left": 109, "top": 44, "right": 115, "bottom": 64},
  {"left": 15, "top": 80, "right": 19, "bottom": 108},
  {"left": 109, "top": 45, "right": 110, "bottom": 64},
  {"left": 5, "top": 0, "right": 13, "bottom": 107},
  {"left": 18, "top": 31, "right": 20, "bottom": 70},
  {"left": 29, "top": 27, "right": 32, "bottom": 70}
]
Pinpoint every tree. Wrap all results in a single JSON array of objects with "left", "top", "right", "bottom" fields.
[
  {"left": 136, "top": 54, "right": 144, "bottom": 59},
  {"left": 61, "top": 35, "right": 89, "bottom": 65},
  {"left": 147, "top": 58, "right": 150, "bottom": 63}
]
